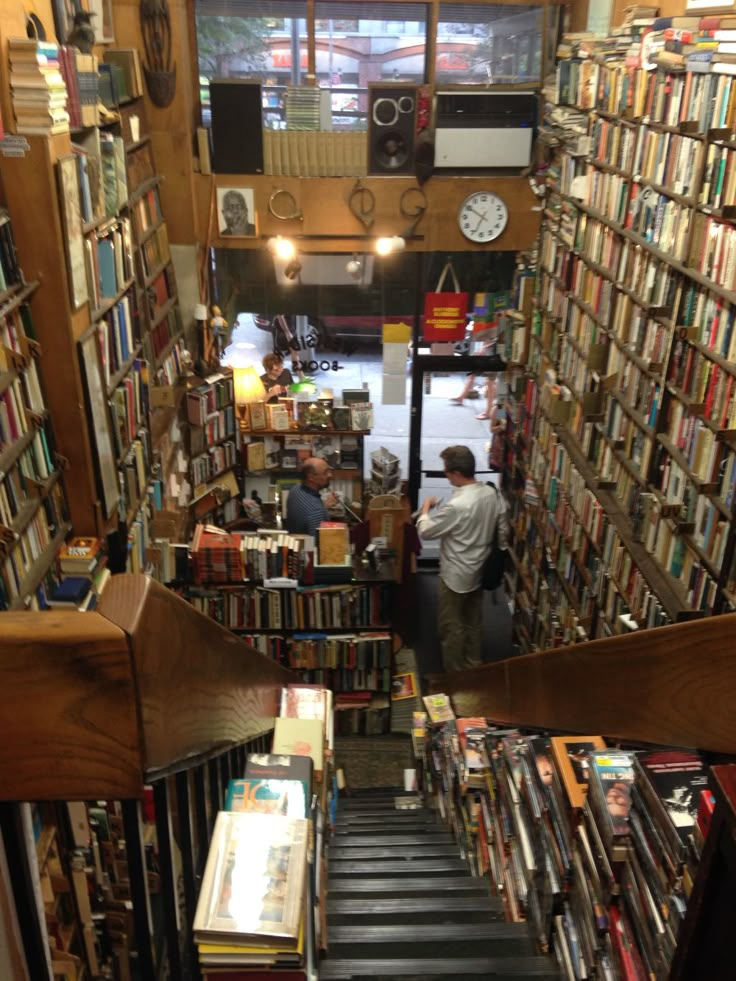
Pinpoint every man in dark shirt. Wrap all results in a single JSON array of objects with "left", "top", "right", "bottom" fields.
[{"left": 284, "top": 458, "right": 338, "bottom": 537}]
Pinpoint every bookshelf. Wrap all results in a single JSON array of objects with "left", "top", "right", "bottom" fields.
[
  {"left": 0, "top": 50, "right": 189, "bottom": 567},
  {"left": 505, "top": 35, "right": 736, "bottom": 651},
  {"left": 0, "top": 214, "right": 71, "bottom": 610}
]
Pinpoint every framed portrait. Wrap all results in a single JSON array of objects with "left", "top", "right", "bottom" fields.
[
  {"left": 78, "top": 331, "right": 120, "bottom": 520},
  {"left": 88, "top": 0, "right": 115, "bottom": 43},
  {"left": 57, "top": 155, "right": 88, "bottom": 310},
  {"left": 216, "top": 186, "right": 257, "bottom": 238}
]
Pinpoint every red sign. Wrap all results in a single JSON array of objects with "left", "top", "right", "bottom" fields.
[{"left": 423, "top": 291, "right": 468, "bottom": 341}]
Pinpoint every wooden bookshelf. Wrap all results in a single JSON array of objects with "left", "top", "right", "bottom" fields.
[{"left": 505, "top": 45, "right": 736, "bottom": 650}]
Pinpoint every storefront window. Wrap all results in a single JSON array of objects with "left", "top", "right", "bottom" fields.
[
  {"left": 195, "top": 0, "right": 428, "bottom": 130},
  {"left": 195, "top": 0, "right": 309, "bottom": 128},
  {"left": 436, "top": 2, "right": 544, "bottom": 84}
]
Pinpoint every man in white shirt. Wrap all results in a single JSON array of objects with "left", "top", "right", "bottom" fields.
[{"left": 416, "top": 445, "right": 509, "bottom": 673}]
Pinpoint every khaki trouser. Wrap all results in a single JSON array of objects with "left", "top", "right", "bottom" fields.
[{"left": 438, "top": 579, "right": 483, "bottom": 673}]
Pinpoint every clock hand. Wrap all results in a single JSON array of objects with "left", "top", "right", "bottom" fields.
[
  {"left": 467, "top": 205, "right": 486, "bottom": 219},
  {"left": 474, "top": 210, "right": 488, "bottom": 232}
]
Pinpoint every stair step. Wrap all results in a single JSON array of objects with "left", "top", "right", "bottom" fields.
[
  {"left": 336, "top": 809, "right": 436, "bottom": 821},
  {"left": 339, "top": 796, "right": 424, "bottom": 811},
  {"left": 329, "top": 844, "right": 461, "bottom": 860},
  {"left": 319, "top": 957, "right": 561, "bottom": 979},
  {"left": 326, "top": 876, "right": 493, "bottom": 897},
  {"left": 326, "top": 922, "right": 536, "bottom": 958},
  {"left": 330, "top": 833, "right": 455, "bottom": 848},
  {"left": 329, "top": 857, "right": 470, "bottom": 876},
  {"left": 326, "top": 896, "right": 506, "bottom": 924},
  {"left": 332, "top": 822, "right": 445, "bottom": 837}
]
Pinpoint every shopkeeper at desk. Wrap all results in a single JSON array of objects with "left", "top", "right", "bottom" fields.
[{"left": 284, "top": 458, "right": 339, "bottom": 538}]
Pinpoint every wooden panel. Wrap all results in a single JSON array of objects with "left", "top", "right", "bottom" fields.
[
  {"left": 202, "top": 174, "right": 541, "bottom": 254},
  {"left": 98, "top": 574, "right": 292, "bottom": 777},
  {"left": 431, "top": 614, "right": 736, "bottom": 755},
  {"left": 0, "top": 612, "right": 142, "bottom": 801}
]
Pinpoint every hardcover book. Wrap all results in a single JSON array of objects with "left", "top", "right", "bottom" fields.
[
  {"left": 551, "top": 735, "right": 607, "bottom": 810},
  {"left": 272, "top": 718, "right": 324, "bottom": 776},
  {"left": 193, "top": 811, "right": 308, "bottom": 947}
]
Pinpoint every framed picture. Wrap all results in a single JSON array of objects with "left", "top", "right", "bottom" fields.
[
  {"left": 88, "top": 0, "right": 115, "bottom": 43},
  {"left": 51, "top": 0, "right": 78, "bottom": 45},
  {"left": 216, "top": 187, "right": 257, "bottom": 237},
  {"left": 78, "top": 331, "right": 120, "bottom": 520},
  {"left": 57, "top": 155, "right": 88, "bottom": 311}
]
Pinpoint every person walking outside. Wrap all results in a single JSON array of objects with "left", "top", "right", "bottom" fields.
[{"left": 416, "top": 445, "right": 509, "bottom": 672}]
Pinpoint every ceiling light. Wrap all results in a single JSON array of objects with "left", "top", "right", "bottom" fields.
[
  {"left": 375, "top": 236, "right": 406, "bottom": 256},
  {"left": 268, "top": 236, "right": 297, "bottom": 261}
]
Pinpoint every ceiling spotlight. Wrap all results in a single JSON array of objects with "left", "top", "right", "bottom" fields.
[
  {"left": 284, "top": 258, "right": 302, "bottom": 282},
  {"left": 346, "top": 254, "right": 363, "bottom": 281},
  {"left": 268, "top": 236, "right": 297, "bottom": 261},
  {"left": 375, "top": 235, "right": 406, "bottom": 256}
]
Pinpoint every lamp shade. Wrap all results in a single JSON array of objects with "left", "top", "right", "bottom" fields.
[
  {"left": 232, "top": 364, "right": 265, "bottom": 406},
  {"left": 222, "top": 340, "right": 257, "bottom": 369}
]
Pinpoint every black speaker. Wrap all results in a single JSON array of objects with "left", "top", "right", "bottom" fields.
[
  {"left": 209, "top": 80, "right": 264, "bottom": 175},
  {"left": 367, "top": 83, "right": 417, "bottom": 175}
]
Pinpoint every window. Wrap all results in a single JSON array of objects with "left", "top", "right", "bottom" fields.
[
  {"left": 436, "top": 2, "right": 544, "bottom": 84},
  {"left": 195, "top": 0, "right": 309, "bottom": 128}
]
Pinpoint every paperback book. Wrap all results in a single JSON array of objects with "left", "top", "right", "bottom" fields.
[
  {"left": 244, "top": 753, "right": 314, "bottom": 802},
  {"left": 550, "top": 735, "right": 607, "bottom": 810}
]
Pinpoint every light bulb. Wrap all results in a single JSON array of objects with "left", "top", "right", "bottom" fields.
[
  {"left": 268, "top": 236, "right": 297, "bottom": 261},
  {"left": 375, "top": 236, "right": 406, "bottom": 256}
]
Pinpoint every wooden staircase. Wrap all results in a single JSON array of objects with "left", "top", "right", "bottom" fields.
[{"left": 320, "top": 788, "right": 560, "bottom": 980}]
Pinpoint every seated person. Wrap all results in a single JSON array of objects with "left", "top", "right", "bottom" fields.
[
  {"left": 284, "top": 458, "right": 338, "bottom": 538},
  {"left": 260, "top": 353, "right": 294, "bottom": 403}
]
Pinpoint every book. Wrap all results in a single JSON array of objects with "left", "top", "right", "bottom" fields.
[
  {"left": 421, "top": 693, "right": 456, "bottom": 724},
  {"left": 245, "top": 753, "right": 314, "bottom": 802},
  {"left": 350, "top": 401, "right": 374, "bottom": 431},
  {"left": 586, "top": 749, "right": 636, "bottom": 861},
  {"left": 634, "top": 749, "right": 709, "bottom": 849},
  {"left": 193, "top": 811, "right": 309, "bottom": 947},
  {"left": 47, "top": 576, "right": 91, "bottom": 607},
  {"left": 271, "top": 718, "right": 324, "bottom": 777},
  {"left": 225, "top": 776, "right": 308, "bottom": 819},
  {"left": 317, "top": 522, "right": 349, "bottom": 566},
  {"left": 550, "top": 735, "right": 608, "bottom": 810},
  {"left": 58, "top": 536, "right": 103, "bottom": 573}
]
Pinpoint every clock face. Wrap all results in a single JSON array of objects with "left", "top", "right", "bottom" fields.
[{"left": 458, "top": 192, "right": 509, "bottom": 243}]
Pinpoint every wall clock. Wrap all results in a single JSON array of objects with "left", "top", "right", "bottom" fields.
[{"left": 458, "top": 191, "right": 509, "bottom": 243}]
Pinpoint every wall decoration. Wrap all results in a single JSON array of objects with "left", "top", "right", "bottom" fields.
[
  {"left": 57, "top": 155, "right": 88, "bottom": 311},
  {"left": 217, "top": 187, "right": 257, "bottom": 237},
  {"left": 78, "top": 331, "right": 120, "bottom": 520}
]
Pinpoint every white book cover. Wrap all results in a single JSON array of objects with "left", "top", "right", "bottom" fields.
[{"left": 193, "top": 811, "right": 309, "bottom": 947}]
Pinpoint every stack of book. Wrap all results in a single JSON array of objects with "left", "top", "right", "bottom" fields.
[
  {"left": 193, "top": 811, "right": 310, "bottom": 978},
  {"left": 8, "top": 38, "right": 69, "bottom": 136},
  {"left": 58, "top": 46, "right": 98, "bottom": 129},
  {"left": 191, "top": 524, "right": 244, "bottom": 583}
]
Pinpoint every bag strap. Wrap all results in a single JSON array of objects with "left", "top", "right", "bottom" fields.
[
  {"left": 486, "top": 482, "right": 499, "bottom": 548},
  {"left": 435, "top": 259, "right": 461, "bottom": 293}
]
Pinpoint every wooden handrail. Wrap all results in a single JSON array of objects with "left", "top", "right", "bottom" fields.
[
  {"left": 0, "top": 575, "right": 293, "bottom": 801},
  {"left": 97, "top": 574, "right": 292, "bottom": 781},
  {"left": 429, "top": 613, "right": 736, "bottom": 755}
]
